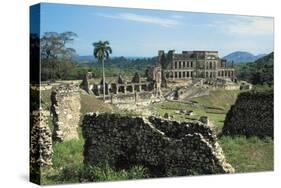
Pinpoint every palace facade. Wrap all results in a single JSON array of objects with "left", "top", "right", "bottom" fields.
[{"left": 158, "top": 50, "right": 235, "bottom": 80}]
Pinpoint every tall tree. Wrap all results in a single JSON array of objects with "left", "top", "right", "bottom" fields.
[
  {"left": 40, "top": 31, "right": 77, "bottom": 81},
  {"left": 93, "top": 41, "right": 112, "bottom": 101}
]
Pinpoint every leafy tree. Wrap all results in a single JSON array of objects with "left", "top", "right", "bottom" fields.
[
  {"left": 93, "top": 41, "right": 112, "bottom": 101},
  {"left": 40, "top": 31, "right": 77, "bottom": 81}
]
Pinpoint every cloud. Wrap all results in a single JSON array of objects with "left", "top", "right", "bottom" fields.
[
  {"left": 210, "top": 16, "right": 273, "bottom": 36},
  {"left": 96, "top": 12, "right": 180, "bottom": 27}
]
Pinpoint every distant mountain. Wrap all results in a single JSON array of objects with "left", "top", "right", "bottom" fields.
[
  {"left": 223, "top": 51, "right": 267, "bottom": 63},
  {"left": 73, "top": 55, "right": 96, "bottom": 63}
]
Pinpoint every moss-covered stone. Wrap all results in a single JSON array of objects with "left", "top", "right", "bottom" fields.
[{"left": 82, "top": 113, "right": 234, "bottom": 177}]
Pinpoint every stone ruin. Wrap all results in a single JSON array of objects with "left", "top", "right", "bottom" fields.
[
  {"left": 199, "top": 116, "right": 209, "bottom": 126},
  {"left": 80, "top": 72, "right": 93, "bottom": 94},
  {"left": 223, "top": 90, "right": 273, "bottom": 138},
  {"left": 80, "top": 69, "right": 162, "bottom": 99},
  {"left": 30, "top": 109, "right": 53, "bottom": 167},
  {"left": 82, "top": 113, "right": 234, "bottom": 177},
  {"left": 132, "top": 72, "right": 141, "bottom": 83},
  {"left": 51, "top": 85, "right": 81, "bottom": 142}
]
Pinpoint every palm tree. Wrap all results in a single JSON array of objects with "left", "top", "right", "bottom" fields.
[{"left": 93, "top": 41, "right": 112, "bottom": 101}]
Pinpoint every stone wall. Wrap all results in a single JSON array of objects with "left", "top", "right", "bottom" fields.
[
  {"left": 51, "top": 85, "right": 81, "bottom": 142},
  {"left": 111, "top": 92, "right": 154, "bottom": 104},
  {"left": 82, "top": 113, "right": 234, "bottom": 177},
  {"left": 30, "top": 110, "right": 53, "bottom": 167},
  {"left": 222, "top": 91, "right": 273, "bottom": 138}
]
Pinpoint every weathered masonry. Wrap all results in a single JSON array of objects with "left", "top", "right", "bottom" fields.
[
  {"left": 223, "top": 91, "right": 273, "bottom": 138},
  {"left": 159, "top": 50, "right": 235, "bottom": 80},
  {"left": 30, "top": 110, "right": 53, "bottom": 167},
  {"left": 51, "top": 85, "right": 81, "bottom": 142},
  {"left": 87, "top": 72, "right": 161, "bottom": 96},
  {"left": 82, "top": 113, "right": 235, "bottom": 176}
]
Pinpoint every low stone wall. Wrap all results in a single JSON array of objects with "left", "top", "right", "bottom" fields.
[
  {"left": 222, "top": 91, "right": 273, "bottom": 138},
  {"left": 82, "top": 113, "right": 234, "bottom": 177},
  {"left": 51, "top": 85, "right": 81, "bottom": 142},
  {"left": 109, "top": 92, "right": 154, "bottom": 104},
  {"left": 30, "top": 110, "right": 53, "bottom": 167}
]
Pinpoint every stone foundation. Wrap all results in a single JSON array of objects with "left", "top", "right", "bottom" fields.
[
  {"left": 223, "top": 90, "right": 273, "bottom": 138},
  {"left": 82, "top": 113, "right": 234, "bottom": 177},
  {"left": 51, "top": 85, "right": 81, "bottom": 142},
  {"left": 30, "top": 110, "right": 53, "bottom": 167}
]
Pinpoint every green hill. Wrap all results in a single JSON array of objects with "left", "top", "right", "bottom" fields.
[{"left": 235, "top": 52, "right": 273, "bottom": 86}]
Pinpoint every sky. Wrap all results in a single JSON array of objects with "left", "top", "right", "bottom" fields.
[{"left": 36, "top": 3, "right": 274, "bottom": 57}]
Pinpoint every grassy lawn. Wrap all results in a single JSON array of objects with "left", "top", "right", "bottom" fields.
[
  {"left": 151, "top": 101, "right": 226, "bottom": 134},
  {"left": 191, "top": 89, "right": 240, "bottom": 110},
  {"left": 151, "top": 89, "right": 240, "bottom": 133},
  {"left": 219, "top": 136, "right": 273, "bottom": 173}
]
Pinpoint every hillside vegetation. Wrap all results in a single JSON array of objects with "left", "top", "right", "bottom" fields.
[
  {"left": 42, "top": 56, "right": 155, "bottom": 81},
  {"left": 235, "top": 52, "right": 273, "bottom": 86}
]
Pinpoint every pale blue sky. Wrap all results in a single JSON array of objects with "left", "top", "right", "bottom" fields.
[{"left": 39, "top": 3, "right": 274, "bottom": 57}]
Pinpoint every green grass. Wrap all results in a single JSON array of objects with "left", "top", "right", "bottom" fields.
[
  {"left": 151, "top": 89, "right": 240, "bottom": 134},
  {"left": 152, "top": 100, "right": 226, "bottom": 134},
  {"left": 80, "top": 93, "right": 115, "bottom": 115},
  {"left": 191, "top": 89, "right": 240, "bottom": 110},
  {"left": 77, "top": 164, "right": 148, "bottom": 182},
  {"left": 52, "top": 139, "right": 84, "bottom": 167},
  {"left": 41, "top": 138, "right": 84, "bottom": 185},
  {"left": 219, "top": 136, "right": 274, "bottom": 173}
]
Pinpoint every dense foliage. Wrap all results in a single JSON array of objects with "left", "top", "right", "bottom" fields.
[
  {"left": 77, "top": 56, "right": 156, "bottom": 78},
  {"left": 235, "top": 52, "right": 273, "bottom": 86},
  {"left": 38, "top": 32, "right": 155, "bottom": 81}
]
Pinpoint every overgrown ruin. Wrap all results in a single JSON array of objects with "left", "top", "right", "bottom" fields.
[
  {"left": 51, "top": 85, "right": 81, "bottom": 142},
  {"left": 82, "top": 113, "right": 234, "bottom": 176},
  {"left": 223, "top": 90, "right": 273, "bottom": 138}
]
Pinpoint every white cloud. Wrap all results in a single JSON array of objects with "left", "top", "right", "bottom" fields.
[
  {"left": 96, "top": 12, "right": 180, "bottom": 27},
  {"left": 210, "top": 16, "right": 273, "bottom": 36}
]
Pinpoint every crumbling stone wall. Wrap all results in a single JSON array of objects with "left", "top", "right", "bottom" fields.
[
  {"left": 111, "top": 92, "right": 153, "bottom": 104},
  {"left": 223, "top": 91, "right": 273, "bottom": 138},
  {"left": 82, "top": 113, "right": 234, "bottom": 177},
  {"left": 30, "top": 110, "right": 53, "bottom": 167},
  {"left": 51, "top": 85, "right": 81, "bottom": 142}
]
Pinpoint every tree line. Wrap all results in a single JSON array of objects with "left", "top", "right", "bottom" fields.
[
  {"left": 34, "top": 31, "right": 155, "bottom": 81},
  {"left": 235, "top": 52, "right": 273, "bottom": 87}
]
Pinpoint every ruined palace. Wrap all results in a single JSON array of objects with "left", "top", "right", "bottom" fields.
[
  {"left": 80, "top": 50, "right": 240, "bottom": 97},
  {"left": 158, "top": 50, "right": 235, "bottom": 80}
]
